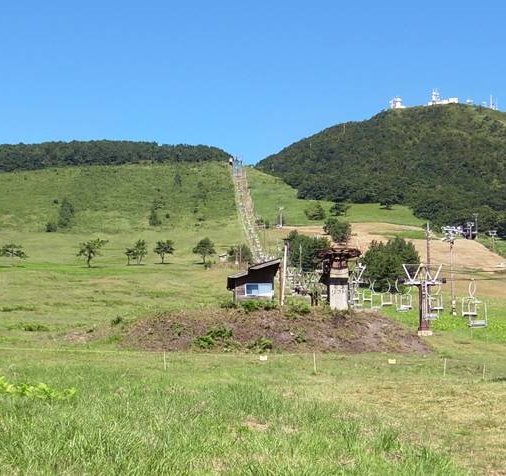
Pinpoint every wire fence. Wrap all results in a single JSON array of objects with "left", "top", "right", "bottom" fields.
[{"left": 1, "top": 346, "right": 505, "bottom": 382}]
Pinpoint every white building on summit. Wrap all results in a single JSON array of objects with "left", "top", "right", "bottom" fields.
[
  {"left": 427, "top": 88, "right": 459, "bottom": 106},
  {"left": 389, "top": 89, "right": 499, "bottom": 111},
  {"left": 389, "top": 96, "right": 406, "bottom": 109}
]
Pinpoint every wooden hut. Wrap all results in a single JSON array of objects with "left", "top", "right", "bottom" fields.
[{"left": 227, "top": 259, "right": 280, "bottom": 302}]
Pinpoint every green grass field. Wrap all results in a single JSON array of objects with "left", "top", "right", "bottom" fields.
[
  {"left": 0, "top": 162, "right": 243, "bottom": 348},
  {"left": 0, "top": 162, "right": 235, "bottom": 233},
  {"left": 478, "top": 235, "right": 506, "bottom": 259},
  {"left": 247, "top": 168, "right": 424, "bottom": 227},
  {"left": 1, "top": 162, "right": 505, "bottom": 474},
  {"left": 1, "top": 343, "right": 505, "bottom": 474}
]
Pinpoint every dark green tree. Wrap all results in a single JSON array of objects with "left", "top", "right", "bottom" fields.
[
  {"left": 323, "top": 217, "right": 352, "bottom": 243},
  {"left": 227, "top": 244, "right": 253, "bottom": 265},
  {"left": 58, "top": 198, "right": 75, "bottom": 229},
  {"left": 378, "top": 190, "right": 399, "bottom": 210},
  {"left": 45, "top": 222, "right": 58, "bottom": 232},
  {"left": 134, "top": 239, "right": 148, "bottom": 264},
  {"left": 149, "top": 208, "right": 162, "bottom": 226},
  {"left": 362, "top": 237, "right": 420, "bottom": 291},
  {"left": 125, "top": 247, "right": 137, "bottom": 265},
  {"left": 329, "top": 201, "right": 350, "bottom": 217},
  {"left": 125, "top": 239, "right": 148, "bottom": 265},
  {"left": 304, "top": 202, "right": 326, "bottom": 220},
  {"left": 154, "top": 240, "right": 175, "bottom": 264},
  {"left": 193, "top": 237, "right": 216, "bottom": 264},
  {"left": 286, "top": 231, "right": 330, "bottom": 272},
  {"left": 77, "top": 238, "right": 108, "bottom": 268}
]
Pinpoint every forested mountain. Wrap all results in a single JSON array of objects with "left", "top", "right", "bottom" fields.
[
  {"left": 0, "top": 140, "right": 231, "bottom": 172},
  {"left": 257, "top": 105, "right": 506, "bottom": 231}
]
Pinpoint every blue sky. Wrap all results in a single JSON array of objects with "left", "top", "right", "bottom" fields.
[{"left": 1, "top": 1, "right": 504, "bottom": 164}]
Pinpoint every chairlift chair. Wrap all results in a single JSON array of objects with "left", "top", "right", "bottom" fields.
[
  {"left": 349, "top": 288, "right": 363, "bottom": 308},
  {"left": 395, "top": 279, "right": 413, "bottom": 312},
  {"left": 380, "top": 280, "right": 394, "bottom": 307},
  {"left": 428, "top": 284, "right": 444, "bottom": 316},
  {"left": 460, "top": 280, "right": 488, "bottom": 328},
  {"left": 362, "top": 280, "right": 379, "bottom": 309},
  {"left": 468, "top": 302, "right": 488, "bottom": 328},
  {"left": 461, "top": 280, "right": 480, "bottom": 318},
  {"left": 348, "top": 264, "right": 366, "bottom": 309}
]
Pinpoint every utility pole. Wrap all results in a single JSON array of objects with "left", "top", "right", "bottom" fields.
[
  {"left": 473, "top": 213, "right": 479, "bottom": 238},
  {"left": 442, "top": 225, "right": 462, "bottom": 316},
  {"left": 425, "top": 222, "right": 432, "bottom": 267},
  {"left": 280, "top": 240, "right": 289, "bottom": 306},
  {"left": 449, "top": 240, "right": 456, "bottom": 315},
  {"left": 488, "top": 230, "right": 497, "bottom": 253}
]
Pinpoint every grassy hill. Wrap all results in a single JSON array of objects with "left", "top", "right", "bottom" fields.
[
  {"left": 0, "top": 162, "right": 235, "bottom": 233},
  {"left": 247, "top": 168, "right": 423, "bottom": 226},
  {"left": 257, "top": 104, "right": 506, "bottom": 231},
  {"left": 0, "top": 162, "right": 243, "bottom": 343},
  {"left": 1, "top": 158, "right": 506, "bottom": 474}
]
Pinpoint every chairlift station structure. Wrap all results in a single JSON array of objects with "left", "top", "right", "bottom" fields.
[{"left": 319, "top": 246, "right": 361, "bottom": 311}]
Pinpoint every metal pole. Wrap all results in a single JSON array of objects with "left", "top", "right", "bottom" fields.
[
  {"left": 450, "top": 241, "right": 456, "bottom": 316},
  {"left": 426, "top": 222, "right": 431, "bottom": 268},
  {"left": 417, "top": 265, "right": 432, "bottom": 335},
  {"left": 280, "top": 241, "right": 288, "bottom": 306}
]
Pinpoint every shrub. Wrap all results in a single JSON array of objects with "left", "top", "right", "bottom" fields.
[
  {"left": 220, "top": 299, "right": 238, "bottom": 310},
  {"left": 240, "top": 299, "right": 277, "bottom": 313},
  {"left": 323, "top": 218, "right": 351, "bottom": 244},
  {"left": 207, "top": 325, "right": 233, "bottom": 340},
  {"left": 248, "top": 337, "right": 273, "bottom": 352},
  {"left": 294, "top": 331, "right": 307, "bottom": 344},
  {"left": 110, "top": 316, "right": 124, "bottom": 327},
  {"left": 18, "top": 323, "right": 50, "bottom": 332},
  {"left": 193, "top": 325, "right": 234, "bottom": 349},
  {"left": 304, "top": 202, "right": 326, "bottom": 220},
  {"left": 193, "top": 335, "right": 215, "bottom": 349},
  {"left": 0, "top": 376, "right": 77, "bottom": 401},
  {"left": 45, "top": 222, "right": 58, "bottom": 232},
  {"left": 286, "top": 230, "right": 330, "bottom": 272},
  {"left": 286, "top": 300, "right": 311, "bottom": 317}
]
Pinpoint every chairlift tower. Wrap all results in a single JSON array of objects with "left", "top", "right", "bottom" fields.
[
  {"left": 403, "top": 263, "right": 444, "bottom": 336},
  {"left": 320, "top": 246, "right": 361, "bottom": 311},
  {"left": 442, "top": 225, "right": 463, "bottom": 316},
  {"left": 488, "top": 230, "right": 497, "bottom": 253},
  {"left": 278, "top": 206, "right": 284, "bottom": 228}
]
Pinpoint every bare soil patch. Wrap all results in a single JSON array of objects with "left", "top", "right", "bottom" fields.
[{"left": 123, "top": 308, "right": 431, "bottom": 354}]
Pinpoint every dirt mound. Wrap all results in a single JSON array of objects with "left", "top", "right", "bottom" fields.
[{"left": 123, "top": 308, "right": 431, "bottom": 354}]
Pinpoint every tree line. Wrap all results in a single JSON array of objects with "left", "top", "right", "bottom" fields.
[
  {"left": 0, "top": 141, "right": 231, "bottom": 172},
  {"left": 1, "top": 238, "right": 252, "bottom": 269}
]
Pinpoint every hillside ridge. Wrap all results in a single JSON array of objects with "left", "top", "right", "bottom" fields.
[
  {"left": 257, "top": 104, "right": 506, "bottom": 231},
  {"left": 0, "top": 140, "right": 231, "bottom": 172}
]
